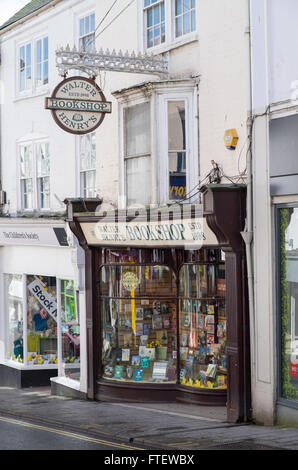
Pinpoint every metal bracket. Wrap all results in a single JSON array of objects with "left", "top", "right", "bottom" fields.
[{"left": 56, "top": 45, "right": 169, "bottom": 79}]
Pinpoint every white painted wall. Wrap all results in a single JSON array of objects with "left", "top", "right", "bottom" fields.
[
  {"left": 0, "top": 0, "right": 96, "bottom": 215},
  {"left": 94, "top": 0, "right": 249, "bottom": 206}
]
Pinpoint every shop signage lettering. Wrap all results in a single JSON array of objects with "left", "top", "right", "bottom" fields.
[
  {"left": 45, "top": 76, "right": 111, "bottom": 135},
  {"left": 80, "top": 217, "right": 218, "bottom": 248},
  {"left": 28, "top": 278, "right": 57, "bottom": 321},
  {"left": 0, "top": 225, "right": 68, "bottom": 247}
]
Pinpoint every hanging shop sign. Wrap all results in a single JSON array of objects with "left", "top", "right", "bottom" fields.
[
  {"left": 79, "top": 215, "right": 219, "bottom": 249},
  {"left": 45, "top": 76, "right": 112, "bottom": 135}
]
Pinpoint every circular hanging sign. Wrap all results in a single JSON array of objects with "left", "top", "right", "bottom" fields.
[
  {"left": 121, "top": 271, "right": 140, "bottom": 291},
  {"left": 45, "top": 76, "right": 111, "bottom": 135}
]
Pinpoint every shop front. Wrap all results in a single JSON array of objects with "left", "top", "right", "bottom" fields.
[
  {"left": 65, "top": 185, "right": 251, "bottom": 423},
  {"left": 0, "top": 219, "right": 84, "bottom": 395}
]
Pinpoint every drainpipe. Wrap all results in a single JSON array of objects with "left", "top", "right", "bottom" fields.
[
  {"left": 0, "top": 41, "right": 6, "bottom": 213},
  {"left": 240, "top": 0, "right": 256, "bottom": 420}
]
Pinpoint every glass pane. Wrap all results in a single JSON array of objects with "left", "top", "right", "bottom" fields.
[
  {"left": 43, "top": 60, "right": 48, "bottom": 85},
  {"left": 5, "top": 275, "right": 23, "bottom": 363},
  {"left": 80, "top": 18, "right": 84, "bottom": 36},
  {"left": 179, "top": 264, "right": 227, "bottom": 390},
  {"left": 36, "top": 39, "right": 42, "bottom": 63},
  {"left": 125, "top": 102, "right": 151, "bottom": 157},
  {"left": 179, "top": 264, "right": 225, "bottom": 298},
  {"left": 176, "top": 16, "right": 182, "bottom": 37},
  {"left": 61, "top": 280, "right": 80, "bottom": 380},
  {"left": 23, "top": 179, "right": 33, "bottom": 209},
  {"left": 26, "top": 43, "right": 31, "bottom": 68},
  {"left": 100, "top": 265, "right": 176, "bottom": 298},
  {"left": 85, "top": 15, "right": 90, "bottom": 34},
  {"left": 126, "top": 156, "right": 151, "bottom": 207},
  {"left": 43, "top": 37, "right": 48, "bottom": 60},
  {"left": 168, "top": 101, "right": 186, "bottom": 200},
  {"left": 153, "top": 5, "right": 160, "bottom": 24},
  {"left": 176, "top": 0, "right": 182, "bottom": 15},
  {"left": 100, "top": 265, "right": 177, "bottom": 384},
  {"left": 26, "top": 275, "right": 57, "bottom": 365},
  {"left": 90, "top": 13, "right": 95, "bottom": 32},
  {"left": 183, "top": 12, "right": 191, "bottom": 34},
  {"left": 191, "top": 9, "right": 196, "bottom": 31},
  {"left": 279, "top": 207, "right": 298, "bottom": 401}
]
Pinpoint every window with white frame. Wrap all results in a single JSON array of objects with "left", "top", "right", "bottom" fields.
[
  {"left": 79, "top": 132, "right": 96, "bottom": 197},
  {"left": 119, "top": 83, "right": 197, "bottom": 208},
  {"left": 20, "top": 144, "right": 34, "bottom": 209},
  {"left": 19, "top": 141, "right": 50, "bottom": 211},
  {"left": 18, "top": 36, "right": 49, "bottom": 93},
  {"left": 19, "top": 42, "right": 32, "bottom": 92},
  {"left": 36, "top": 37, "right": 49, "bottom": 87},
  {"left": 174, "top": 0, "right": 196, "bottom": 38},
  {"left": 79, "top": 12, "right": 95, "bottom": 51},
  {"left": 144, "top": 0, "right": 165, "bottom": 48},
  {"left": 124, "top": 102, "right": 152, "bottom": 207},
  {"left": 36, "top": 142, "right": 50, "bottom": 209},
  {"left": 142, "top": 0, "right": 197, "bottom": 50}
]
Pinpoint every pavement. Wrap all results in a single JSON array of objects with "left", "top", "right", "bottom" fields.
[{"left": 0, "top": 385, "right": 298, "bottom": 450}]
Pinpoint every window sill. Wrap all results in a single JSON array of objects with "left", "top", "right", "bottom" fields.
[
  {"left": 145, "top": 33, "right": 198, "bottom": 56},
  {"left": 14, "top": 87, "right": 50, "bottom": 102}
]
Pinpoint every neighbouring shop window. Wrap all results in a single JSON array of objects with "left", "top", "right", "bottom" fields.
[
  {"left": 80, "top": 132, "right": 96, "bottom": 198},
  {"left": 279, "top": 207, "right": 298, "bottom": 401},
  {"left": 124, "top": 102, "right": 151, "bottom": 207},
  {"left": 61, "top": 279, "right": 80, "bottom": 380},
  {"left": 100, "top": 265, "right": 177, "bottom": 383},
  {"left": 27, "top": 275, "right": 57, "bottom": 365},
  {"left": 178, "top": 263, "right": 227, "bottom": 389},
  {"left": 79, "top": 12, "right": 95, "bottom": 51},
  {"left": 36, "top": 36, "right": 48, "bottom": 87},
  {"left": 5, "top": 275, "right": 23, "bottom": 362},
  {"left": 168, "top": 100, "right": 186, "bottom": 200}
]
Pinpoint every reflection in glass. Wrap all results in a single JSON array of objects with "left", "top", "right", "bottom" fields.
[
  {"left": 61, "top": 280, "right": 80, "bottom": 381},
  {"left": 26, "top": 275, "right": 57, "bottom": 365},
  {"left": 179, "top": 264, "right": 227, "bottom": 390},
  {"left": 279, "top": 207, "right": 298, "bottom": 401},
  {"left": 6, "top": 275, "right": 23, "bottom": 362},
  {"left": 100, "top": 265, "right": 177, "bottom": 383}
]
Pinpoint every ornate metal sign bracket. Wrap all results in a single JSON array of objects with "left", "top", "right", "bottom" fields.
[{"left": 56, "top": 45, "right": 169, "bottom": 79}]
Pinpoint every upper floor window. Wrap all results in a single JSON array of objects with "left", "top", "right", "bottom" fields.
[
  {"left": 79, "top": 132, "right": 96, "bottom": 197},
  {"left": 19, "top": 141, "right": 50, "bottom": 211},
  {"left": 124, "top": 102, "right": 152, "bottom": 207},
  {"left": 142, "top": 0, "right": 197, "bottom": 51},
  {"left": 117, "top": 82, "right": 198, "bottom": 208},
  {"left": 36, "top": 37, "right": 48, "bottom": 87},
  {"left": 174, "top": 0, "right": 196, "bottom": 38},
  {"left": 79, "top": 12, "right": 95, "bottom": 51},
  {"left": 144, "top": 0, "right": 165, "bottom": 48},
  {"left": 18, "top": 36, "right": 49, "bottom": 94},
  {"left": 19, "top": 43, "right": 32, "bottom": 92}
]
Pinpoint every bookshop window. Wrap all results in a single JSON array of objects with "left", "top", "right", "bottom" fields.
[
  {"left": 27, "top": 275, "right": 57, "bottom": 366},
  {"left": 178, "top": 263, "right": 227, "bottom": 390},
  {"left": 5, "top": 275, "right": 23, "bottom": 362},
  {"left": 100, "top": 264, "right": 178, "bottom": 383},
  {"left": 278, "top": 207, "right": 298, "bottom": 402}
]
